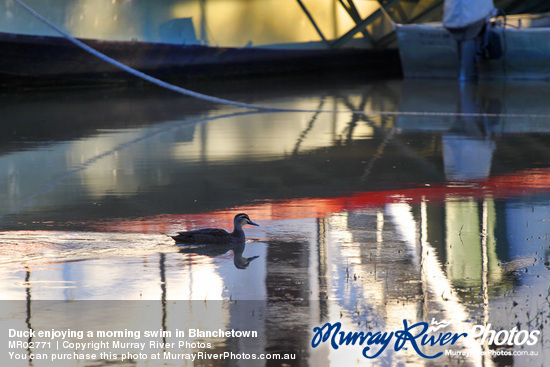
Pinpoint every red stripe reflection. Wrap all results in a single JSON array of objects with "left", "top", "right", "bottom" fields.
[{"left": 90, "top": 167, "right": 550, "bottom": 233}]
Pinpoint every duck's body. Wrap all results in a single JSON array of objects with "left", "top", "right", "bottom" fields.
[
  {"left": 171, "top": 213, "right": 259, "bottom": 244},
  {"left": 172, "top": 228, "right": 239, "bottom": 245}
]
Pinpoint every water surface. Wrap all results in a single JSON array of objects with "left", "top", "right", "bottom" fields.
[{"left": 1, "top": 78, "right": 550, "bottom": 366}]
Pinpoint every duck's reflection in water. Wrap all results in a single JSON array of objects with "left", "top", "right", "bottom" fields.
[{"left": 177, "top": 242, "right": 259, "bottom": 269}]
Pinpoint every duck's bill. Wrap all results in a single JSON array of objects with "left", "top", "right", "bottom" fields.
[{"left": 248, "top": 220, "right": 259, "bottom": 226}]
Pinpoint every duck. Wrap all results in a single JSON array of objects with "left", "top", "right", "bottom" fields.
[{"left": 171, "top": 213, "right": 259, "bottom": 244}]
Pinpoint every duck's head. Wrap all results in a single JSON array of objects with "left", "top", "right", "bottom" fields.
[
  {"left": 235, "top": 213, "right": 259, "bottom": 227},
  {"left": 234, "top": 255, "right": 260, "bottom": 269}
]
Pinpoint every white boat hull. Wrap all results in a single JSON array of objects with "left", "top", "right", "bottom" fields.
[{"left": 396, "top": 17, "right": 550, "bottom": 79}]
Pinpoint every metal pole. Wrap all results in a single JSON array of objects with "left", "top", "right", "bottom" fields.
[
  {"left": 295, "top": 0, "right": 329, "bottom": 44},
  {"left": 199, "top": 0, "right": 208, "bottom": 45},
  {"left": 337, "top": 0, "right": 373, "bottom": 43},
  {"left": 332, "top": 0, "right": 404, "bottom": 48}
]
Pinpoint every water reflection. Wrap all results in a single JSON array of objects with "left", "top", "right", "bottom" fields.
[
  {"left": 1, "top": 79, "right": 550, "bottom": 365},
  {"left": 177, "top": 242, "right": 260, "bottom": 270}
]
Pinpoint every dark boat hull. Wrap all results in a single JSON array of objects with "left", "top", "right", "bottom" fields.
[{"left": 0, "top": 31, "right": 401, "bottom": 85}]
